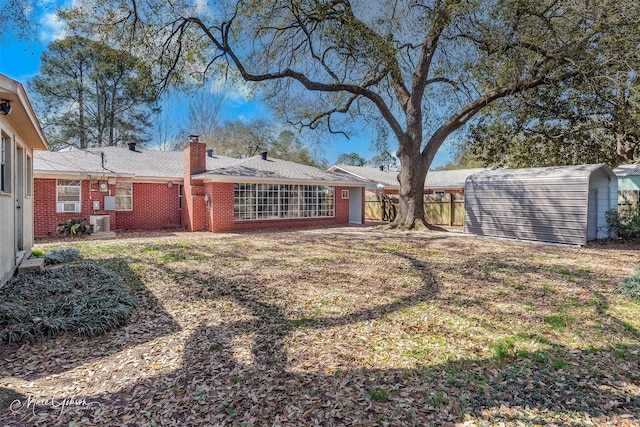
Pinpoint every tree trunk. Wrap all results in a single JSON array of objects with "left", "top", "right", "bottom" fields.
[{"left": 391, "top": 136, "right": 429, "bottom": 229}]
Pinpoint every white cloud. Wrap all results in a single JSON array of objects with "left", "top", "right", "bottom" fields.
[
  {"left": 209, "top": 68, "right": 256, "bottom": 102},
  {"left": 39, "top": 12, "right": 67, "bottom": 43},
  {"left": 194, "top": 0, "right": 209, "bottom": 15}
]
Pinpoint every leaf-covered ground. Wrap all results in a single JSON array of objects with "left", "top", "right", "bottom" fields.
[{"left": 1, "top": 226, "right": 639, "bottom": 426}]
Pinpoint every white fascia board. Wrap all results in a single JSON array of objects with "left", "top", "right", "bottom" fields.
[
  {"left": 327, "top": 165, "right": 370, "bottom": 181},
  {"left": 34, "top": 171, "right": 131, "bottom": 179},
  {"left": 193, "top": 174, "right": 368, "bottom": 187}
]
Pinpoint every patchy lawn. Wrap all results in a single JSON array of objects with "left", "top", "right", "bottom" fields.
[{"left": 1, "top": 227, "right": 639, "bottom": 426}]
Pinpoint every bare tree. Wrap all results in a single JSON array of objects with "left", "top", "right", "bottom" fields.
[{"left": 62, "top": 0, "right": 640, "bottom": 228}]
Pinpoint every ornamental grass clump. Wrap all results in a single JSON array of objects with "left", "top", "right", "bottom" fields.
[
  {"left": 43, "top": 247, "right": 81, "bottom": 265},
  {"left": 619, "top": 266, "right": 640, "bottom": 299},
  {"left": 0, "top": 264, "right": 136, "bottom": 344}
]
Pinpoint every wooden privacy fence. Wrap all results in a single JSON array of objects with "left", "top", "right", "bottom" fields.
[{"left": 365, "top": 192, "right": 465, "bottom": 226}]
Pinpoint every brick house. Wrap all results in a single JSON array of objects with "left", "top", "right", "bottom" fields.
[
  {"left": 0, "top": 74, "right": 48, "bottom": 285},
  {"left": 33, "top": 137, "right": 368, "bottom": 236}
]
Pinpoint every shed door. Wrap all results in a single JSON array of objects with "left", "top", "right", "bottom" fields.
[
  {"left": 587, "top": 188, "right": 598, "bottom": 240},
  {"left": 349, "top": 188, "right": 362, "bottom": 224}
]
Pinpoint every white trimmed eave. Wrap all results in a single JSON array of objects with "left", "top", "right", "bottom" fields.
[
  {"left": 328, "top": 165, "right": 370, "bottom": 182},
  {"left": 192, "top": 173, "right": 369, "bottom": 187},
  {"left": 35, "top": 171, "right": 181, "bottom": 183},
  {"left": 0, "top": 75, "right": 48, "bottom": 151}
]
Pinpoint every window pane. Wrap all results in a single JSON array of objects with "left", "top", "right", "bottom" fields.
[
  {"left": 234, "top": 183, "right": 334, "bottom": 221},
  {"left": 115, "top": 182, "right": 132, "bottom": 210}
]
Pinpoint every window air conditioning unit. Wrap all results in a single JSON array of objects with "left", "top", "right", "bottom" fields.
[
  {"left": 57, "top": 202, "right": 81, "bottom": 212},
  {"left": 89, "top": 215, "right": 111, "bottom": 233}
]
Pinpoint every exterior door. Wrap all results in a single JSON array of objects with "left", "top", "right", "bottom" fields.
[
  {"left": 15, "top": 145, "right": 24, "bottom": 251},
  {"left": 349, "top": 188, "right": 363, "bottom": 224}
]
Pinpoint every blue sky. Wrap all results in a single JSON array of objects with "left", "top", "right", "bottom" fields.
[{"left": 0, "top": 7, "right": 453, "bottom": 168}]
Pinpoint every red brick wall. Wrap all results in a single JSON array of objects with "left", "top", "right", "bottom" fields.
[
  {"left": 34, "top": 178, "right": 182, "bottom": 237},
  {"left": 206, "top": 183, "right": 357, "bottom": 233},
  {"left": 115, "top": 182, "right": 181, "bottom": 231}
]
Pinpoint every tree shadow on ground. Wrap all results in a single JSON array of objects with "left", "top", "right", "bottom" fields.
[
  {"left": 0, "top": 257, "right": 181, "bottom": 383},
  {"left": 1, "top": 235, "right": 639, "bottom": 426}
]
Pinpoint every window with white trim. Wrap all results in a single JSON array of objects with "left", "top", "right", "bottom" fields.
[
  {"left": 178, "top": 184, "right": 183, "bottom": 210},
  {"left": 56, "top": 179, "right": 81, "bottom": 212},
  {"left": 234, "top": 183, "right": 334, "bottom": 221},
  {"left": 115, "top": 182, "right": 133, "bottom": 210},
  {"left": 341, "top": 189, "right": 349, "bottom": 199},
  {"left": 0, "top": 133, "right": 10, "bottom": 194}
]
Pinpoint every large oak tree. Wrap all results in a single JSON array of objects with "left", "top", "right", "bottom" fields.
[{"left": 62, "top": 0, "right": 640, "bottom": 228}]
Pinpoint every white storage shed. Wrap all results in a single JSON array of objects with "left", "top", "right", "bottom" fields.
[{"left": 464, "top": 164, "right": 617, "bottom": 245}]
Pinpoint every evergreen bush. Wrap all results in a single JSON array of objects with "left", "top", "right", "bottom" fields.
[
  {"left": 44, "top": 247, "right": 81, "bottom": 265},
  {"left": 619, "top": 266, "right": 640, "bottom": 299},
  {"left": 0, "top": 264, "right": 136, "bottom": 344}
]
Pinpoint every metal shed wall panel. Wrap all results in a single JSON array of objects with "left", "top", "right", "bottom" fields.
[{"left": 464, "top": 164, "right": 616, "bottom": 246}]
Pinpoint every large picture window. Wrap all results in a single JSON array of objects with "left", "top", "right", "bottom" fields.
[
  {"left": 56, "top": 179, "right": 81, "bottom": 212},
  {"left": 115, "top": 182, "right": 133, "bottom": 210},
  {"left": 234, "top": 183, "right": 334, "bottom": 221}
]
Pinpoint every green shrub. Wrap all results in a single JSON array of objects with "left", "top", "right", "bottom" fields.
[
  {"left": 606, "top": 205, "right": 640, "bottom": 239},
  {"left": 44, "top": 247, "right": 81, "bottom": 265},
  {"left": 619, "top": 266, "right": 640, "bottom": 299},
  {"left": 30, "top": 248, "right": 45, "bottom": 257},
  {"left": 56, "top": 218, "right": 91, "bottom": 236},
  {"left": 0, "top": 264, "right": 136, "bottom": 344}
]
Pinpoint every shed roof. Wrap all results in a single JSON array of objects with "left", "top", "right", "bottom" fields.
[
  {"left": 328, "top": 164, "right": 487, "bottom": 189},
  {"left": 467, "top": 163, "right": 616, "bottom": 183},
  {"left": 196, "top": 156, "right": 370, "bottom": 186}
]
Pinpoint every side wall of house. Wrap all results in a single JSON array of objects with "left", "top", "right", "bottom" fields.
[
  {"left": 0, "top": 123, "right": 33, "bottom": 285},
  {"left": 206, "top": 182, "right": 353, "bottom": 232},
  {"left": 34, "top": 179, "right": 182, "bottom": 236},
  {"left": 1, "top": 121, "right": 36, "bottom": 284}
]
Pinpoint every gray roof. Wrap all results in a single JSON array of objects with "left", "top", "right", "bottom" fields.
[
  {"left": 197, "top": 156, "right": 371, "bottom": 185},
  {"left": 614, "top": 163, "right": 640, "bottom": 176},
  {"left": 34, "top": 147, "right": 238, "bottom": 179},
  {"left": 425, "top": 168, "right": 488, "bottom": 189},
  {"left": 468, "top": 164, "right": 615, "bottom": 182},
  {"left": 329, "top": 165, "right": 399, "bottom": 186},
  {"left": 328, "top": 165, "right": 487, "bottom": 189},
  {"left": 34, "top": 147, "right": 368, "bottom": 185}
]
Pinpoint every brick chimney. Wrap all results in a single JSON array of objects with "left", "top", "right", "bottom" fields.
[
  {"left": 183, "top": 135, "right": 208, "bottom": 232},
  {"left": 184, "top": 135, "right": 206, "bottom": 175}
]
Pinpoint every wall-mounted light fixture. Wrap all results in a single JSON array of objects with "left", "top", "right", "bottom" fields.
[
  {"left": 167, "top": 181, "right": 173, "bottom": 188},
  {"left": 0, "top": 100, "right": 11, "bottom": 115}
]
